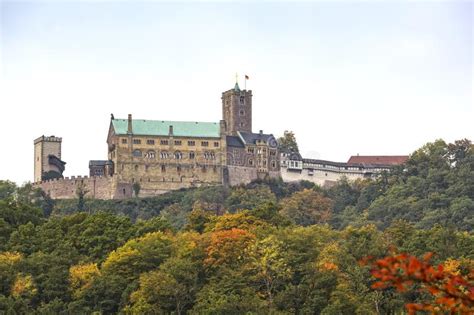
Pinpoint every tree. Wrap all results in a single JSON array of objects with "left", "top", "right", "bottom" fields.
[
  {"left": 126, "top": 256, "right": 200, "bottom": 314},
  {"left": 0, "top": 180, "right": 17, "bottom": 199},
  {"left": 368, "top": 252, "right": 474, "bottom": 314},
  {"left": 277, "top": 130, "right": 299, "bottom": 153},
  {"left": 279, "top": 189, "right": 332, "bottom": 226},
  {"left": 204, "top": 228, "right": 256, "bottom": 269},
  {"left": 248, "top": 235, "right": 290, "bottom": 310},
  {"left": 75, "top": 182, "right": 89, "bottom": 212},
  {"left": 102, "top": 232, "right": 173, "bottom": 280},
  {"left": 132, "top": 182, "right": 141, "bottom": 198},
  {"left": 69, "top": 263, "right": 100, "bottom": 299},
  {"left": 225, "top": 185, "right": 277, "bottom": 213}
]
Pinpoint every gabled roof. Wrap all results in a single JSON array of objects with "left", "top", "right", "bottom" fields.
[
  {"left": 347, "top": 155, "right": 408, "bottom": 166},
  {"left": 226, "top": 136, "right": 245, "bottom": 148},
  {"left": 238, "top": 131, "right": 275, "bottom": 145},
  {"left": 111, "top": 119, "right": 221, "bottom": 138},
  {"left": 89, "top": 160, "right": 113, "bottom": 167}
]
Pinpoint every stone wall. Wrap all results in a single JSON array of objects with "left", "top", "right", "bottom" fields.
[
  {"left": 34, "top": 175, "right": 118, "bottom": 200},
  {"left": 280, "top": 166, "right": 369, "bottom": 187}
]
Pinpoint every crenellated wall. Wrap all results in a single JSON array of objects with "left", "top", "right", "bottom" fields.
[{"left": 33, "top": 175, "right": 126, "bottom": 200}]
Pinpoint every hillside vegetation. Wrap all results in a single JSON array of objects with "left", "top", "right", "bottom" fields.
[{"left": 0, "top": 139, "right": 472, "bottom": 314}]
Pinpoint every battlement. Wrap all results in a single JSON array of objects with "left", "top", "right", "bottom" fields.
[
  {"left": 33, "top": 174, "right": 124, "bottom": 199},
  {"left": 34, "top": 135, "right": 62, "bottom": 144},
  {"left": 37, "top": 174, "right": 114, "bottom": 184}
]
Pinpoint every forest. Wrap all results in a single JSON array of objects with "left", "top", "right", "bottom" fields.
[{"left": 0, "top": 139, "right": 473, "bottom": 314}]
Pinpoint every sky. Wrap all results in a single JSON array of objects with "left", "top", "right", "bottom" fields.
[{"left": 0, "top": 0, "right": 472, "bottom": 184}]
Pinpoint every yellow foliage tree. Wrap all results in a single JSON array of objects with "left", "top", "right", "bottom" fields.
[
  {"left": 11, "top": 273, "right": 37, "bottom": 299},
  {"left": 69, "top": 262, "right": 100, "bottom": 298}
]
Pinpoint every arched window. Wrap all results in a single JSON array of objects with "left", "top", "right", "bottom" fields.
[
  {"left": 204, "top": 151, "right": 215, "bottom": 160},
  {"left": 146, "top": 150, "right": 156, "bottom": 159},
  {"left": 189, "top": 151, "right": 195, "bottom": 159},
  {"left": 160, "top": 151, "right": 169, "bottom": 159},
  {"left": 133, "top": 150, "right": 142, "bottom": 157},
  {"left": 174, "top": 151, "right": 183, "bottom": 160}
]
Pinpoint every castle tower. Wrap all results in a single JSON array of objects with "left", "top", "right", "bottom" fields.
[
  {"left": 221, "top": 81, "right": 252, "bottom": 135},
  {"left": 34, "top": 135, "right": 66, "bottom": 182}
]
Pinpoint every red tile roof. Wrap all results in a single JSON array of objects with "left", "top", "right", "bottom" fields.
[{"left": 347, "top": 155, "right": 409, "bottom": 166}]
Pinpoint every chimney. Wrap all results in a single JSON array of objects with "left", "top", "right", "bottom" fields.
[
  {"left": 219, "top": 120, "right": 227, "bottom": 135},
  {"left": 127, "top": 114, "right": 133, "bottom": 134},
  {"left": 169, "top": 125, "right": 173, "bottom": 136}
]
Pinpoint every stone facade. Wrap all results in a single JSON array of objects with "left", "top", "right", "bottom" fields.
[
  {"left": 36, "top": 175, "right": 123, "bottom": 199},
  {"left": 280, "top": 152, "right": 408, "bottom": 187},
  {"left": 34, "top": 82, "right": 280, "bottom": 199},
  {"left": 33, "top": 136, "right": 66, "bottom": 182},
  {"left": 33, "top": 82, "right": 407, "bottom": 200}
]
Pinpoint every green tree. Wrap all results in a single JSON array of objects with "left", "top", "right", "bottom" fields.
[
  {"left": 280, "top": 189, "right": 332, "bottom": 226},
  {"left": 278, "top": 130, "right": 299, "bottom": 153},
  {"left": 132, "top": 182, "right": 141, "bottom": 198}
]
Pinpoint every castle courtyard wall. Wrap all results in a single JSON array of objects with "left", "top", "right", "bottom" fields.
[{"left": 34, "top": 176, "right": 118, "bottom": 200}]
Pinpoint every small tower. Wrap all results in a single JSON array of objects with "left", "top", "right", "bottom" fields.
[
  {"left": 33, "top": 135, "right": 66, "bottom": 182},
  {"left": 221, "top": 81, "right": 252, "bottom": 136}
]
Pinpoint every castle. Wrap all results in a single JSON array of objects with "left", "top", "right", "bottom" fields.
[
  {"left": 33, "top": 82, "right": 408, "bottom": 199},
  {"left": 34, "top": 82, "right": 280, "bottom": 199}
]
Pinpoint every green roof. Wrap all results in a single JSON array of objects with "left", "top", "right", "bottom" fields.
[{"left": 112, "top": 119, "right": 221, "bottom": 138}]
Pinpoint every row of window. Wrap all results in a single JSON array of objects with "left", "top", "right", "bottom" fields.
[
  {"left": 131, "top": 164, "right": 218, "bottom": 174},
  {"left": 133, "top": 150, "right": 216, "bottom": 160},
  {"left": 122, "top": 138, "right": 219, "bottom": 147}
]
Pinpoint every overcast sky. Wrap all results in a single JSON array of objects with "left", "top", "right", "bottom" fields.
[{"left": 1, "top": 0, "right": 472, "bottom": 184}]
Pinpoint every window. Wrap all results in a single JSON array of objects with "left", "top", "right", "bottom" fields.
[
  {"left": 177, "top": 166, "right": 181, "bottom": 173},
  {"left": 160, "top": 151, "right": 169, "bottom": 159},
  {"left": 146, "top": 150, "right": 156, "bottom": 159},
  {"left": 201, "top": 141, "right": 209, "bottom": 147},
  {"left": 213, "top": 142, "right": 219, "bottom": 147},
  {"left": 160, "top": 140, "right": 169, "bottom": 145},
  {"left": 174, "top": 140, "right": 182, "bottom": 146},
  {"left": 204, "top": 151, "right": 215, "bottom": 160},
  {"left": 239, "top": 109, "right": 245, "bottom": 116},
  {"left": 271, "top": 160, "right": 276, "bottom": 168},
  {"left": 248, "top": 159, "right": 254, "bottom": 166},
  {"left": 247, "top": 147, "right": 255, "bottom": 154},
  {"left": 189, "top": 152, "right": 195, "bottom": 159},
  {"left": 147, "top": 139, "right": 155, "bottom": 145},
  {"left": 188, "top": 140, "right": 195, "bottom": 146},
  {"left": 240, "top": 96, "right": 245, "bottom": 104},
  {"left": 121, "top": 139, "right": 127, "bottom": 144},
  {"left": 133, "top": 150, "right": 142, "bottom": 157},
  {"left": 270, "top": 150, "right": 276, "bottom": 156},
  {"left": 161, "top": 165, "right": 166, "bottom": 172},
  {"left": 202, "top": 166, "right": 207, "bottom": 173},
  {"left": 133, "top": 139, "right": 141, "bottom": 145},
  {"left": 174, "top": 151, "right": 183, "bottom": 159},
  {"left": 240, "top": 122, "right": 245, "bottom": 127}
]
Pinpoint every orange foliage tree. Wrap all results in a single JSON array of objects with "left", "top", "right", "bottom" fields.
[
  {"left": 366, "top": 252, "right": 474, "bottom": 314},
  {"left": 204, "top": 228, "right": 256, "bottom": 268}
]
